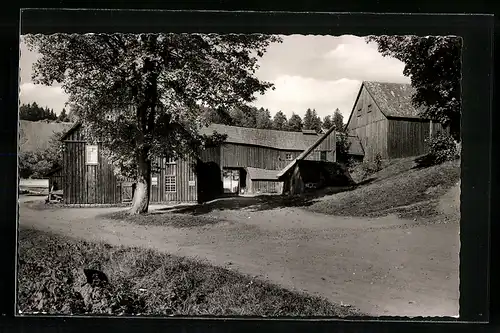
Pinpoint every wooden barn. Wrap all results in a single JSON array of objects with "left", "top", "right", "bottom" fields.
[
  {"left": 58, "top": 122, "right": 359, "bottom": 205},
  {"left": 277, "top": 126, "right": 356, "bottom": 195},
  {"left": 197, "top": 123, "right": 339, "bottom": 197},
  {"left": 346, "top": 81, "right": 446, "bottom": 161}
]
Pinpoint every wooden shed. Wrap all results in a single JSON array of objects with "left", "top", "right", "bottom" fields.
[
  {"left": 277, "top": 126, "right": 355, "bottom": 195},
  {"left": 45, "top": 166, "right": 64, "bottom": 193},
  {"left": 244, "top": 167, "right": 283, "bottom": 195},
  {"left": 346, "top": 81, "right": 446, "bottom": 161}
]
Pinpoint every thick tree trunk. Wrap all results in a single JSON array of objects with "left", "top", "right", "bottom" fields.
[{"left": 129, "top": 151, "right": 151, "bottom": 215}]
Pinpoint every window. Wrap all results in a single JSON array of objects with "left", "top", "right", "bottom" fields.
[
  {"left": 285, "top": 153, "right": 293, "bottom": 161},
  {"left": 165, "top": 161, "right": 176, "bottom": 193},
  {"left": 167, "top": 156, "right": 176, "bottom": 164},
  {"left": 165, "top": 176, "right": 176, "bottom": 193},
  {"left": 320, "top": 151, "right": 327, "bottom": 161},
  {"left": 86, "top": 145, "right": 98, "bottom": 165}
]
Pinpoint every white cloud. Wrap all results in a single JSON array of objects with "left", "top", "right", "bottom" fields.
[
  {"left": 322, "top": 35, "right": 410, "bottom": 83},
  {"left": 251, "top": 35, "right": 410, "bottom": 121},
  {"left": 19, "top": 83, "right": 68, "bottom": 114},
  {"left": 18, "top": 34, "right": 410, "bottom": 121}
]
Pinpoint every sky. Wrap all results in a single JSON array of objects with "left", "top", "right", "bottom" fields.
[{"left": 19, "top": 34, "right": 410, "bottom": 122}]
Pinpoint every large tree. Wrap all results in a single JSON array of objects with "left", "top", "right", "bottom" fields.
[
  {"left": 303, "top": 108, "right": 314, "bottom": 130},
  {"left": 303, "top": 108, "right": 322, "bottom": 132},
  {"left": 255, "top": 107, "right": 273, "bottom": 129},
  {"left": 322, "top": 115, "right": 333, "bottom": 130},
  {"left": 272, "top": 111, "right": 288, "bottom": 131},
  {"left": 26, "top": 33, "right": 281, "bottom": 214},
  {"left": 333, "top": 108, "right": 344, "bottom": 131},
  {"left": 287, "top": 113, "right": 303, "bottom": 132},
  {"left": 366, "top": 35, "right": 462, "bottom": 140}
]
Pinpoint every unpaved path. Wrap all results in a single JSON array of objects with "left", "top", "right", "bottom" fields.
[{"left": 18, "top": 194, "right": 459, "bottom": 318}]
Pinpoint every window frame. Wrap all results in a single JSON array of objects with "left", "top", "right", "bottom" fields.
[
  {"left": 320, "top": 151, "right": 327, "bottom": 161},
  {"left": 285, "top": 153, "right": 293, "bottom": 161},
  {"left": 165, "top": 175, "right": 176, "bottom": 193},
  {"left": 85, "top": 144, "right": 99, "bottom": 165}
]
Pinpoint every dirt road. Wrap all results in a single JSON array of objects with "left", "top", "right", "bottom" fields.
[{"left": 18, "top": 194, "right": 459, "bottom": 318}]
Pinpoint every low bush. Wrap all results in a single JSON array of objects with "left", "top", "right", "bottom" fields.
[
  {"left": 357, "top": 153, "right": 383, "bottom": 180},
  {"left": 425, "top": 132, "right": 460, "bottom": 165}
]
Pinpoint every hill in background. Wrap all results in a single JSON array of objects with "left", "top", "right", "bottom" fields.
[{"left": 18, "top": 120, "right": 74, "bottom": 153}]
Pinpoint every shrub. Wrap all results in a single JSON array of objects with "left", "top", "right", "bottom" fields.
[
  {"left": 426, "top": 132, "right": 459, "bottom": 165},
  {"left": 358, "top": 153, "right": 383, "bottom": 180}
]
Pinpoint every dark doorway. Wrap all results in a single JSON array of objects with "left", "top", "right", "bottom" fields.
[{"left": 196, "top": 161, "right": 222, "bottom": 203}]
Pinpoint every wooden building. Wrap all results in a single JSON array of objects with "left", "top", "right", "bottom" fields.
[
  {"left": 196, "top": 124, "right": 339, "bottom": 198},
  {"left": 346, "top": 81, "right": 445, "bottom": 161},
  {"left": 277, "top": 126, "right": 355, "bottom": 195},
  {"left": 58, "top": 122, "right": 353, "bottom": 205}
]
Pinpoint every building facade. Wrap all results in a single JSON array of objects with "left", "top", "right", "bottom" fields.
[
  {"left": 346, "top": 81, "right": 446, "bottom": 161},
  {"left": 59, "top": 123, "right": 344, "bottom": 205}
]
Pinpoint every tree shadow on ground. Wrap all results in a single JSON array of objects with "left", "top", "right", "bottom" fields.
[
  {"left": 156, "top": 186, "right": 355, "bottom": 216},
  {"left": 412, "top": 154, "right": 437, "bottom": 169},
  {"left": 354, "top": 177, "right": 376, "bottom": 186}
]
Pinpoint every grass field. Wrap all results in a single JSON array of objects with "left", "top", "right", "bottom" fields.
[
  {"left": 308, "top": 158, "right": 460, "bottom": 219},
  {"left": 17, "top": 228, "right": 361, "bottom": 317}
]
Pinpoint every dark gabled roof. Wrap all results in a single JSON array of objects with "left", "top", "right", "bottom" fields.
[
  {"left": 245, "top": 167, "right": 280, "bottom": 181},
  {"left": 363, "top": 81, "right": 426, "bottom": 119},
  {"left": 60, "top": 121, "right": 82, "bottom": 141},
  {"left": 63, "top": 122, "right": 324, "bottom": 151},
  {"left": 199, "top": 124, "right": 323, "bottom": 151}
]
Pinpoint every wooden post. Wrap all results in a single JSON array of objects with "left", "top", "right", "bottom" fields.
[
  {"left": 333, "top": 130, "right": 337, "bottom": 162},
  {"left": 429, "top": 120, "right": 433, "bottom": 139}
]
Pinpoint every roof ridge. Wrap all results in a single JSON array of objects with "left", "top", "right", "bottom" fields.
[
  {"left": 205, "top": 123, "right": 319, "bottom": 135},
  {"left": 363, "top": 80, "right": 412, "bottom": 86}
]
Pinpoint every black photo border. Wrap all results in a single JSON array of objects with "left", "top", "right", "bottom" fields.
[{"left": 1, "top": 7, "right": 495, "bottom": 333}]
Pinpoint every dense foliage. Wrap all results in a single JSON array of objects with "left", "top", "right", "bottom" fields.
[
  {"left": 302, "top": 108, "right": 322, "bottom": 132},
  {"left": 366, "top": 35, "right": 462, "bottom": 140},
  {"left": 425, "top": 132, "right": 460, "bottom": 165},
  {"left": 333, "top": 108, "right": 344, "bottom": 130},
  {"left": 19, "top": 130, "right": 65, "bottom": 178},
  {"left": 19, "top": 102, "right": 74, "bottom": 122},
  {"left": 205, "top": 105, "right": 344, "bottom": 133},
  {"left": 20, "top": 102, "right": 57, "bottom": 121},
  {"left": 358, "top": 153, "right": 383, "bottom": 180}
]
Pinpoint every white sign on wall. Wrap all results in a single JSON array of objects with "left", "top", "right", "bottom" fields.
[
  {"left": 151, "top": 176, "right": 158, "bottom": 186},
  {"left": 86, "top": 145, "right": 98, "bottom": 165},
  {"left": 188, "top": 180, "right": 196, "bottom": 187}
]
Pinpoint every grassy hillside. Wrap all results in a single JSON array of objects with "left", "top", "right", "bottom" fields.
[
  {"left": 309, "top": 158, "right": 461, "bottom": 219},
  {"left": 18, "top": 228, "right": 360, "bottom": 317},
  {"left": 18, "top": 120, "right": 73, "bottom": 153}
]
